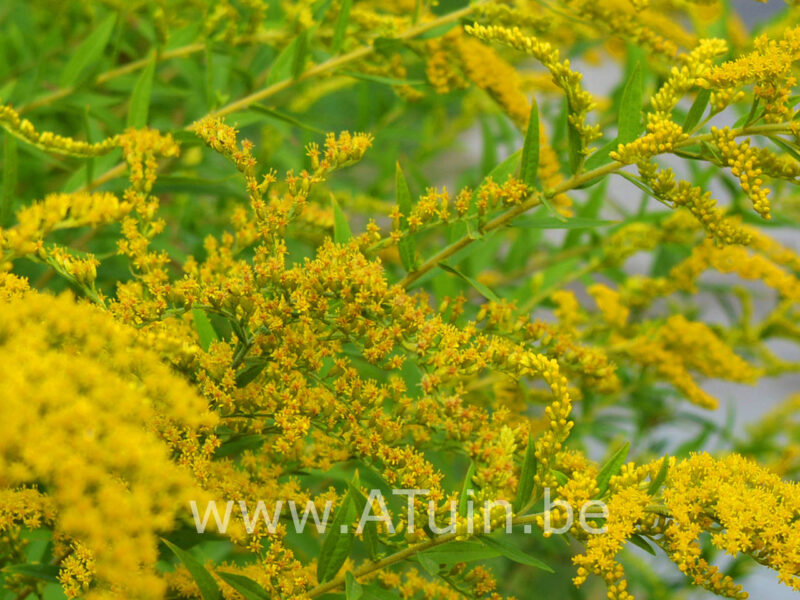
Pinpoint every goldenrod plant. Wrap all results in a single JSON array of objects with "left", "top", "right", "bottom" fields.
[{"left": 1, "top": 0, "right": 800, "bottom": 598}]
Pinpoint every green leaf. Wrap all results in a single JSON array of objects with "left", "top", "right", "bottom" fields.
[
  {"left": 617, "top": 62, "right": 643, "bottom": 145},
  {"left": 478, "top": 536, "right": 554, "bottom": 572},
  {"left": 214, "top": 434, "right": 266, "bottom": 458},
  {"left": 647, "top": 457, "right": 670, "bottom": 495},
  {"left": 371, "top": 37, "right": 406, "bottom": 56},
  {"left": 438, "top": 263, "right": 499, "bottom": 302},
  {"left": 582, "top": 139, "right": 617, "bottom": 174},
  {"left": 266, "top": 32, "right": 307, "bottom": 86},
  {"left": 317, "top": 492, "right": 356, "bottom": 583},
  {"left": 744, "top": 96, "right": 761, "bottom": 127},
  {"left": 616, "top": 171, "right": 655, "bottom": 198},
  {"left": 628, "top": 533, "right": 657, "bottom": 556},
  {"left": 395, "top": 162, "right": 416, "bottom": 272},
  {"left": 539, "top": 196, "right": 567, "bottom": 222},
  {"left": 313, "top": 0, "right": 335, "bottom": 21},
  {"left": 127, "top": 51, "right": 156, "bottom": 128},
  {"left": 486, "top": 148, "right": 522, "bottom": 184},
  {"left": 420, "top": 541, "right": 500, "bottom": 564},
  {"left": 2, "top": 563, "right": 60, "bottom": 583},
  {"left": 415, "top": 553, "right": 439, "bottom": 576},
  {"left": 341, "top": 71, "right": 424, "bottom": 87},
  {"left": 458, "top": 461, "right": 477, "bottom": 517},
  {"left": 251, "top": 104, "right": 324, "bottom": 134},
  {"left": 346, "top": 482, "right": 380, "bottom": 560},
  {"left": 292, "top": 29, "right": 309, "bottom": 79},
  {"left": 767, "top": 135, "right": 800, "bottom": 162},
  {"left": 362, "top": 585, "right": 402, "bottom": 600},
  {"left": 192, "top": 308, "right": 219, "bottom": 352},
  {"left": 60, "top": 13, "right": 116, "bottom": 87},
  {"left": 514, "top": 433, "right": 537, "bottom": 512},
  {"left": 565, "top": 101, "right": 583, "bottom": 174},
  {"left": 345, "top": 572, "right": 363, "bottom": 600},
  {"left": 83, "top": 108, "right": 95, "bottom": 188},
  {"left": 332, "top": 0, "right": 352, "bottom": 53},
  {"left": 411, "top": 21, "right": 459, "bottom": 40},
  {"left": 551, "top": 469, "right": 569, "bottom": 487},
  {"left": 162, "top": 539, "right": 222, "bottom": 600},
  {"left": 683, "top": 89, "right": 711, "bottom": 133},
  {"left": 204, "top": 40, "right": 215, "bottom": 110},
  {"left": 331, "top": 195, "right": 352, "bottom": 243},
  {"left": 1, "top": 132, "right": 17, "bottom": 227},
  {"left": 514, "top": 216, "right": 617, "bottom": 229},
  {"left": 479, "top": 117, "right": 498, "bottom": 177},
  {"left": 235, "top": 361, "right": 267, "bottom": 388},
  {"left": 520, "top": 96, "right": 540, "bottom": 188},
  {"left": 595, "top": 441, "right": 630, "bottom": 498},
  {"left": 216, "top": 572, "right": 269, "bottom": 600}
]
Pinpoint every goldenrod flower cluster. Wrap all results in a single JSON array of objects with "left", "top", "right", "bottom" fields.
[
  {"left": 466, "top": 24, "right": 601, "bottom": 153},
  {"left": 0, "top": 103, "right": 118, "bottom": 157},
  {"left": 0, "top": 292, "right": 216, "bottom": 598},
  {"left": 702, "top": 25, "right": 800, "bottom": 122},
  {"left": 663, "top": 453, "right": 800, "bottom": 595}
]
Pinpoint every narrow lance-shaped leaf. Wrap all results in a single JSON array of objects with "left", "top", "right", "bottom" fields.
[
  {"left": 60, "top": 13, "right": 117, "bottom": 87},
  {"left": 485, "top": 148, "right": 522, "bottom": 185},
  {"left": 582, "top": 139, "right": 618, "bottom": 174},
  {"left": 162, "top": 539, "right": 222, "bottom": 600},
  {"left": 292, "top": 29, "right": 309, "bottom": 79},
  {"left": 363, "top": 584, "right": 403, "bottom": 600},
  {"left": 83, "top": 108, "right": 94, "bottom": 188},
  {"left": 520, "top": 95, "right": 540, "bottom": 188},
  {"left": 346, "top": 481, "right": 380, "bottom": 560},
  {"left": 616, "top": 171, "right": 655, "bottom": 198},
  {"left": 192, "top": 308, "right": 219, "bottom": 352},
  {"left": 683, "top": 89, "right": 711, "bottom": 133},
  {"left": 478, "top": 535, "right": 554, "bottom": 572},
  {"left": 767, "top": 135, "right": 800, "bottom": 163},
  {"left": 415, "top": 553, "right": 439, "bottom": 576},
  {"left": 216, "top": 572, "right": 269, "bottom": 600},
  {"left": 539, "top": 195, "right": 567, "bottom": 223},
  {"left": 514, "top": 216, "right": 617, "bottom": 229},
  {"left": 438, "top": 262, "right": 499, "bottom": 303},
  {"left": 332, "top": 0, "right": 352, "bottom": 53},
  {"left": 127, "top": 50, "right": 156, "bottom": 128},
  {"left": 628, "top": 534, "right": 657, "bottom": 556},
  {"left": 617, "top": 62, "right": 643, "bottom": 145},
  {"left": 595, "top": 441, "right": 630, "bottom": 498},
  {"left": 647, "top": 456, "right": 670, "bottom": 495},
  {"left": 341, "top": 71, "right": 424, "bottom": 87},
  {"left": 204, "top": 41, "right": 215, "bottom": 110},
  {"left": 332, "top": 195, "right": 352, "bottom": 243},
  {"left": 317, "top": 475, "right": 359, "bottom": 583},
  {"left": 551, "top": 469, "right": 569, "bottom": 487},
  {"left": 345, "top": 571, "right": 364, "bottom": 600},
  {"left": 458, "top": 461, "right": 477, "bottom": 516},
  {"left": 479, "top": 116, "right": 497, "bottom": 177},
  {"left": 1, "top": 132, "right": 17, "bottom": 227},
  {"left": 565, "top": 99, "right": 583, "bottom": 174},
  {"left": 1, "top": 563, "right": 60, "bottom": 583},
  {"left": 235, "top": 361, "right": 267, "bottom": 388},
  {"left": 395, "top": 161, "right": 416, "bottom": 272},
  {"left": 251, "top": 104, "right": 324, "bottom": 134},
  {"left": 513, "top": 432, "right": 537, "bottom": 512},
  {"left": 266, "top": 30, "right": 310, "bottom": 86},
  {"left": 421, "top": 540, "right": 502, "bottom": 564}
]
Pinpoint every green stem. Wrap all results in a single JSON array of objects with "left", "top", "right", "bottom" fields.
[
  {"left": 307, "top": 511, "right": 545, "bottom": 597},
  {"left": 399, "top": 121, "right": 797, "bottom": 289},
  {"left": 80, "top": 2, "right": 485, "bottom": 192}
]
